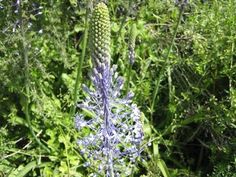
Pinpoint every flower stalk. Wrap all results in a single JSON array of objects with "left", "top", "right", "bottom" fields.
[
  {"left": 70, "top": 0, "right": 90, "bottom": 116},
  {"left": 18, "top": 0, "right": 50, "bottom": 153},
  {"left": 75, "top": 3, "right": 143, "bottom": 176},
  {"left": 125, "top": 23, "right": 137, "bottom": 94},
  {"left": 150, "top": 2, "right": 185, "bottom": 122}
]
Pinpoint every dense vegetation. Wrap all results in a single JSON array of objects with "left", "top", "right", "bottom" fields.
[{"left": 0, "top": 0, "right": 235, "bottom": 176}]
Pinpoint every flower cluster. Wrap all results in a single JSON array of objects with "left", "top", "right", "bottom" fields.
[
  {"left": 75, "top": 2, "right": 143, "bottom": 177},
  {"left": 90, "top": 2, "right": 111, "bottom": 68},
  {"left": 75, "top": 65, "right": 143, "bottom": 176}
]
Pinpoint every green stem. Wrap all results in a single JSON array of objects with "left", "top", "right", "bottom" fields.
[
  {"left": 19, "top": 2, "right": 50, "bottom": 153},
  {"left": 150, "top": 5, "right": 184, "bottom": 122},
  {"left": 125, "top": 22, "right": 137, "bottom": 94},
  {"left": 113, "top": 1, "right": 131, "bottom": 57},
  {"left": 70, "top": 1, "right": 90, "bottom": 117},
  {"left": 230, "top": 41, "right": 234, "bottom": 108},
  {"left": 59, "top": 127, "right": 70, "bottom": 176},
  {"left": 117, "top": 0, "right": 131, "bottom": 38},
  {"left": 125, "top": 63, "right": 132, "bottom": 94}
]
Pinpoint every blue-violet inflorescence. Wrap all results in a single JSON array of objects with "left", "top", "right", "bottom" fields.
[{"left": 75, "top": 2, "right": 144, "bottom": 177}]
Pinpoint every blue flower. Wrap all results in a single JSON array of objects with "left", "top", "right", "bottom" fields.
[
  {"left": 75, "top": 3, "right": 144, "bottom": 176},
  {"left": 75, "top": 65, "right": 144, "bottom": 176}
]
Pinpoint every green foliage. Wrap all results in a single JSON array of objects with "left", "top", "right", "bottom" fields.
[{"left": 0, "top": 0, "right": 235, "bottom": 176}]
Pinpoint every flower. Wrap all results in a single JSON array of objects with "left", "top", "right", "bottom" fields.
[{"left": 75, "top": 3, "right": 144, "bottom": 176}]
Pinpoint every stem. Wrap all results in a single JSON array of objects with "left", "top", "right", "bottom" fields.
[
  {"left": 70, "top": 1, "right": 90, "bottom": 116},
  {"left": 98, "top": 62, "right": 114, "bottom": 177},
  {"left": 125, "top": 63, "right": 132, "bottom": 94},
  {"left": 103, "top": 81, "right": 114, "bottom": 177},
  {"left": 108, "top": 151, "right": 114, "bottom": 177},
  {"left": 125, "top": 22, "right": 137, "bottom": 94},
  {"left": 113, "top": 0, "right": 131, "bottom": 56},
  {"left": 230, "top": 41, "right": 235, "bottom": 108},
  {"left": 19, "top": 1, "right": 50, "bottom": 153},
  {"left": 58, "top": 127, "right": 71, "bottom": 176},
  {"left": 150, "top": 5, "right": 184, "bottom": 122}
]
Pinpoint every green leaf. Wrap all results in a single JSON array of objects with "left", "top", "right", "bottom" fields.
[
  {"left": 153, "top": 143, "right": 171, "bottom": 177},
  {"left": 74, "top": 24, "right": 84, "bottom": 33},
  {"left": 9, "top": 161, "right": 37, "bottom": 177},
  {"left": 156, "top": 159, "right": 171, "bottom": 177},
  {"left": 29, "top": 14, "right": 36, "bottom": 21},
  {"left": 69, "top": 0, "right": 77, "bottom": 7}
]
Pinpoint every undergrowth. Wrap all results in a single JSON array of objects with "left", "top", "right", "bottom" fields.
[{"left": 0, "top": 0, "right": 235, "bottom": 176}]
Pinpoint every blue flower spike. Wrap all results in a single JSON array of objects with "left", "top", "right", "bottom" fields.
[{"left": 75, "top": 2, "right": 144, "bottom": 177}]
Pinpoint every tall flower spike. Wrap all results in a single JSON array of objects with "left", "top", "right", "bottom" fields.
[
  {"left": 75, "top": 3, "right": 143, "bottom": 177},
  {"left": 90, "top": 2, "right": 111, "bottom": 68}
]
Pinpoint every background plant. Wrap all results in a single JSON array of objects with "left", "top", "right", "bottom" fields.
[{"left": 0, "top": 0, "right": 235, "bottom": 176}]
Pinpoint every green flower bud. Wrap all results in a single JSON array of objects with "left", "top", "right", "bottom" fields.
[{"left": 90, "top": 2, "right": 110, "bottom": 67}]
